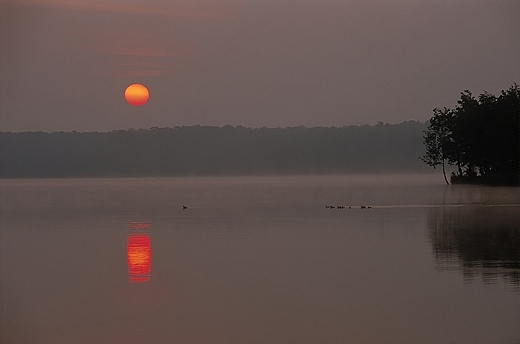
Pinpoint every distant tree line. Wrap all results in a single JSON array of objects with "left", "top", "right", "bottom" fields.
[
  {"left": 0, "top": 121, "right": 428, "bottom": 178},
  {"left": 421, "top": 84, "right": 520, "bottom": 185}
]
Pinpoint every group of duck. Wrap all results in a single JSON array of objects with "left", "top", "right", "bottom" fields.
[{"left": 325, "top": 205, "right": 372, "bottom": 209}]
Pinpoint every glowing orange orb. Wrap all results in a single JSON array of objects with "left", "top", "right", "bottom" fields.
[{"left": 124, "top": 83, "right": 149, "bottom": 106}]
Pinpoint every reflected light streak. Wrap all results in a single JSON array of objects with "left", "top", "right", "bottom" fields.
[
  {"left": 8, "top": 0, "right": 226, "bottom": 19},
  {"left": 127, "top": 233, "right": 151, "bottom": 283},
  {"left": 128, "top": 221, "right": 150, "bottom": 230}
]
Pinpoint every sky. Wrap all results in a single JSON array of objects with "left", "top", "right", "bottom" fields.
[{"left": 1, "top": 0, "right": 519, "bottom": 132}]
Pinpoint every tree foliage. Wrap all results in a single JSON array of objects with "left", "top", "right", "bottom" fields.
[{"left": 422, "top": 84, "right": 520, "bottom": 185}]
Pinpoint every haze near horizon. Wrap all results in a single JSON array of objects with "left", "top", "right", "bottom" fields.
[{"left": 1, "top": 0, "right": 519, "bottom": 132}]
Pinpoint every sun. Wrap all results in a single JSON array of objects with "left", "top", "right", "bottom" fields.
[{"left": 124, "top": 83, "right": 150, "bottom": 106}]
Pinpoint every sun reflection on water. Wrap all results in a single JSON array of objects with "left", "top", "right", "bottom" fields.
[{"left": 127, "top": 222, "right": 151, "bottom": 283}]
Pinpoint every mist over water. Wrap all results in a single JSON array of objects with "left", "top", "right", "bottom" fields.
[{"left": 1, "top": 174, "right": 519, "bottom": 343}]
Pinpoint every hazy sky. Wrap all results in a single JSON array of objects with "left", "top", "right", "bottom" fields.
[{"left": 1, "top": 0, "right": 519, "bottom": 132}]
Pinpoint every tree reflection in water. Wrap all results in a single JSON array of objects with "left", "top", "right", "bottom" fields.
[{"left": 428, "top": 205, "right": 520, "bottom": 288}]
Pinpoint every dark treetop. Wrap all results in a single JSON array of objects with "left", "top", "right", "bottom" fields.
[{"left": 421, "top": 84, "right": 520, "bottom": 186}]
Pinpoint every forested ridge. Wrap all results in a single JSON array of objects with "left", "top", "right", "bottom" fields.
[{"left": 0, "top": 121, "right": 429, "bottom": 178}]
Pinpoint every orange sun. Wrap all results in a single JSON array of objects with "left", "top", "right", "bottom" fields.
[{"left": 124, "top": 83, "right": 150, "bottom": 106}]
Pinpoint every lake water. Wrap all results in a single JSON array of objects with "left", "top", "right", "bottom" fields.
[{"left": 1, "top": 174, "right": 519, "bottom": 344}]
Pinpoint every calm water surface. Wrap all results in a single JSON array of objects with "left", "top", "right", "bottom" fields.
[{"left": 1, "top": 174, "right": 519, "bottom": 344}]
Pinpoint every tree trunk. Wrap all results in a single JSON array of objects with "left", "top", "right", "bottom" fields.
[{"left": 442, "top": 159, "right": 449, "bottom": 185}]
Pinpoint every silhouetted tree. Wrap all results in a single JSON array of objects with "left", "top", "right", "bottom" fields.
[
  {"left": 422, "top": 84, "right": 520, "bottom": 186},
  {"left": 421, "top": 107, "right": 453, "bottom": 184}
]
